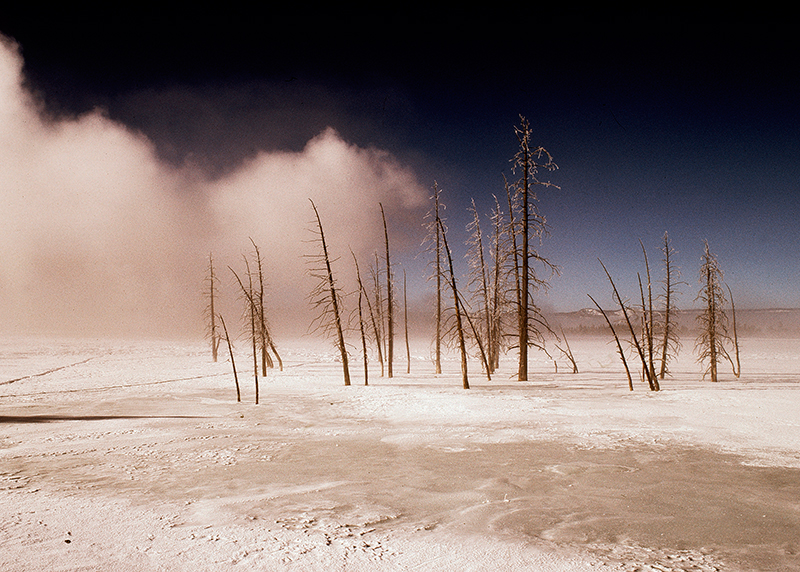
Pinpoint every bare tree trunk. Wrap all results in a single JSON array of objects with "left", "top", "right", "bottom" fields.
[
  {"left": 358, "top": 287, "right": 369, "bottom": 385},
  {"left": 206, "top": 253, "right": 220, "bottom": 362},
  {"left": 404, "top": 269, "right": 411, "bottom": 374},
  {"left": 438, "top": 217, "right": 469, "bottom": 389},
  {"left": 381, "top": 203, "right": 394, "bottom": 378},
  {"left": 600, "top": 259, "right": 657, "bottom": 391},
  {"left": 218, "top": 313, "right": 240, "bottom": 402},
  {"left": 511, "top": 117, "right": 559, "bottom": 381},
  {"left": 467, "top": 199, "right": 493, "bottom": 374},
  {"left": 352, "top": 251, "right": 371, "bottom": 385},
  {"left": 639, "top": 241, "right": 659, "bottom": 387},
  {"left": 658, "top": 231, "right": 681, "bottom": 379},
  {"left": 371, "top": 253, "right": 385, "bottom": 377},
  {"left": 309, "top": 199, "right": 350, "bottom": 386},
  {"left": 589, "top": 294, "right": 633, "bottom": 390},
  {"left": 695, "top": 241, "right": 730, "bottom": 383},
  {"left": 727, "top": 284, "right": 741, "bottom": 378}
]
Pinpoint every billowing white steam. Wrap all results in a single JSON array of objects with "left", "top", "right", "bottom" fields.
[{"left": 0, "top": 36, "right": 428, "bottom": 338}]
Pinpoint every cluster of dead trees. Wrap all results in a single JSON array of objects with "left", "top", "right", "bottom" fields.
[
  {"left": 299, "top": 116, "right": 571, "bottom": 389},
  {"left": 590, "top": 235, "right": 740, "bottom": 389},
  {"left": 422, "top": 116, "right": 577, "bottom": 389},
  {"left": 204, "top": 242, "right": 283, "bottom": 404},
  {"left": 306, "top": 199, "right": 412, "bottom": 387},
  {"left": 205, "top": 115, "right": 578, "bottom": 393}
]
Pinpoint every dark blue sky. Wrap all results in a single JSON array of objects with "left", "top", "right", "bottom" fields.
[{"left": 2, "top": 7, "right": 798, "bottom": 312}]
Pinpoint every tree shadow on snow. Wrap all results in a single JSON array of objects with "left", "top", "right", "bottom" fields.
[{"left": 0, "top": 414, "right": 210, "bottom": 424}]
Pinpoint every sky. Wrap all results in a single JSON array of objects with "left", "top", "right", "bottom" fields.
[{"left": 1, "top": 8, "right": 799, "bottom": 338}]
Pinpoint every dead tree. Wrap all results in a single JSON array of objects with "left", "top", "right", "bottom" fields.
[
  {"left": 438, "top": 216, "right": 469, "bottom": 389},
  {"left": 487, "top": 194, "right": 508, "bottom": 372},
  {"left": 658, "top": 232, "right": 683, "bottom": 379},
  {"left": 599, "top": 259, "right": 658, "bottom": 391},
  {"left": 727, "top": 284, "right": 741, "bottom": 378},
  {"left": 352, "top": 251, "right": 371, "bottom": 385},
  {"left": 380, "top": 203, "right": 394, "bottom": 378},
  {"left": 250, "top": 238, "right": 283, "bottom": 373},
  {"left": 218, "top": 313, "right": 240, "bottom": 402},
  {"left": 695, "top": 241, "right": 731, "bottom": 382},
  {"left": 589, "top": 294, "right": 633, "bottom": 390},
  {"left": 555, "top": 327, "right": 578, "bottom": 374},
  {"left": 204, "top": 253, "right": 220, "bottom": 362},
  {"left": 639, "top": 241, "right": 658, "bottom": 383},
  {"left": 307, "top": 199, "right": 351, "bottom": 386},
  {"left": 230, "top": 259, "right": 260, "bottom": 403},
  {"left": 423, "top": 182, "right": 445, "bottom": 374},
  {"left": 370, "top": 252, "right": 386, "bottom": 376},
  {"left": 403, "top": 269, "right": 411, "bottom": 374},
  {"left": 510, "top": 116, "right": 560, "bottom": 381},
  {"left": 466, "top": 198, "right": 493, "bottom": 373}
]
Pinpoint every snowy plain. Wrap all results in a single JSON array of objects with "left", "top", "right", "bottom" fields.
[{"left": 1, "top": 334, "right": 799, "bottom": 571}]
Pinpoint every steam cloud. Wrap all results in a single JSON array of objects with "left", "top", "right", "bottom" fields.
[{"left": 0, "top": 36, "right": 428, "bottom": 338}]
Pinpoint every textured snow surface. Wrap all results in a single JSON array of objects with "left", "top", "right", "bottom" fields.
[{"left": 1, "top": 335, "right": 799, "bottom": 571}]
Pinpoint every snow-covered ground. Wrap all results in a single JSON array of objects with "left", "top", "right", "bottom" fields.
[{"left": 1, "top": 335, "right": 799, "bottom": 571}]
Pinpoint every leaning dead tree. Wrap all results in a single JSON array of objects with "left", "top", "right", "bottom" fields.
[
  {"left": 249, "top": 238, "right": 283, "bottom": 373},
  {"left": 509, "top": 116, "right": 560, "bottom": 381},
  {"left": 466, "top": 199, "right": 493, "bottom": 374},
  {"left": 403, "top": 269, "right": 411, "bottom": 374},
  {"left": 307, "top": 199, "right": 351, "bottom": 386},
  {"left": 204, "top": 253, "right": 220, "bottom": 362},
  {"left": 727, "top": 284, "right": 741, "bottom": 378},
  {"left": 598, "top": 259, "right": 659, "bottom": 391},
  {"left": 695, "top": 240, "right": 733, "bottom": 382},
  {"left": 588, "top": 293, "right": 633, "bottom": 390},
  {"left": 218, "top": 313, "right": 240, "bottom": 402},
  {"left": 230, "top": 258, "right": 260, "bottom": 403},
  {"left": 438, "top": 216, "right": 469, "bottom": 389},
  {"left": 380, "top": 203, "right": 395, "bottom": 378}
]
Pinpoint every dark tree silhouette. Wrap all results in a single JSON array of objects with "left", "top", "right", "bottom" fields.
[
  {"left": 381, "top": 203, "right": 394, "bottom": 378},
  {"left": 218, "top": 313, "right": 240, "bottom": 402},
  {"left": 695, "top": 241, "right": 732, "bottom": 382},
  {"left": 509, "top": 116, "right": 559, "bottom": 381},
  {"left": 307, "top": 199, "right": 351, "bottom": 386},
  {"left": 423, "top": 182, "right": 445, "bottom": 374},
  {"left": 204, "top": 253, "right": 220, "bottom": 362}
]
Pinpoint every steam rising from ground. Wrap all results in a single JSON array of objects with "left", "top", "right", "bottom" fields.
[{"left": 0, "top": 36, "right": 428, "bottom": 338}]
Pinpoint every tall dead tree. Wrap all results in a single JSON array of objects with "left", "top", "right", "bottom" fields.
[
  {"left": 639, "top": 241, "right": 658, "bottom": 383},
  {"left": 423, "top": 182, "right": 445, "bottom": 374},
  {"left": 403, "top": 269, "right": 411, "bottom": 374},
  {"left": 727, "top": 284, "right": 741, "bottom": 378},
  {"left": 467, "top": 198, "right": 493, "bottom": 373},
  {"left": 370, "top": 252, "right": 386, "bottom": 376},
  {"left": 487, "top": 194, "right": 507, "bottom": 372},
  {"left": 352, "top": 250, "right": 371, "bottom": 385},
  {"left": 204, "top": 253, "right": 220, "bottom": 362},
  {"left": 380, "top": 203, "right": 394, "bottom": 378},
  {"left": 695, "top": 241, "right": 730, "bottom": 382},
  {"left": 658, "top": 232, "right": 682, "bottom": 379},
  {"left": 510, "top": 116, "right": 559, "bottom": 381},
  {"left": 438, "top": 216, "right": 469, "bottom": 389},
  {"left": 307, "top": 199, "right": 351, "bottom": 386},
  {"left": 250, "top": 238, "right": 283, "bottom": 373}
]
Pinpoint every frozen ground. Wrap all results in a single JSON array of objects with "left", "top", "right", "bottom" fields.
[{"left": 1, "top": 335, "right": 799, "bottom": 571}]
